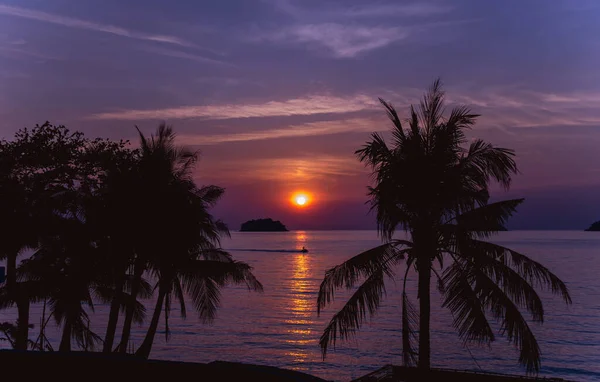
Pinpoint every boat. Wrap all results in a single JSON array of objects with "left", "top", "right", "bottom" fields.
[{"left": 301, "top": 246, "right": 309, "bottom": 253}]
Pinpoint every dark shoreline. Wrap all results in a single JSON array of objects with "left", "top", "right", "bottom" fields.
[
  {"left": 0, "top": 350, "right": 326, "bottom": 381},
  {"left": 0, "top": 351, "right": 577, "bottom": 382}
]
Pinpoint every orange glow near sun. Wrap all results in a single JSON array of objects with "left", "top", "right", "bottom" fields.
[{"left": 290, "top": 191, "right": 312, "bottom": 208}]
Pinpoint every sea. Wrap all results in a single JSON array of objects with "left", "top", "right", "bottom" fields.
[{"left": 1, "top": 230, "right": 599, "bottom": 381}]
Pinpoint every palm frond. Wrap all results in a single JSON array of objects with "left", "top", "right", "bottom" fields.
[
  {"left": 401, "top": 258, "right": 418, "bottom": 366},
  {"left": 452, "top": 199, "right": 525, "bottom": 237},
  {"left": 181, "top": 259, "right": 262, "bottom": 323},
  {"left": 71, "top": 317, "right": 103, "bottom": 351},
  {"left": 198, "top": 248, "right": 233, "bottom": 262},
  {"left": 446, "top": 105, "right": 480, "bottom": 131},
  {"left": 476, "top": 268, "right": 542, "bottom": 373},
  {"left": 402, "top": 291, "right": 419, "bottom": 366},
  {"left": 317, "top": 241, "right": 410, "bottom": 314},
  {"left": 355, "top": 132, "right": 392, "bottom": 170},
  {"left": 164, "top": 292, "right": 171, "bottom": 341},
  {"left": 419, "top": 78, "right": 445, "bottom": 131},
  {"left": 471, "top": 240, "right": 571, "bottom": 304},
  {"left": 186, "top": 276, "right": 221, "bottom": 324},
  {"left": 136, "top": 277, "right": 154, "bottom": 299},
  {"left": 195, "top": 185, "right": 225, "bottom": 207},
  {"left": 442, "top": 261, "right": 495, "bottom": 345},
  {"left": 172, "top": 277, "right": 187, "bottom": 319},
  {"left": 319, "top": 269, "right": 387, "bottom": 358},
  {"left": 378, "top": 98, "right": 406, "bottom": 146},
  {"left": 461, "top": 139, "right": 518, "bottom": 190}
]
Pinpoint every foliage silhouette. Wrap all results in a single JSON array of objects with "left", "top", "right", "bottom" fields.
[
  {"left": 316, "top": 79, "right": 571, "bottom": 373},
  {"left": 118, "top": 124, "right": 263, "bottom": 358},
  {"left": 0, "top": 122, "right": 258, "bottom": 358},
  {"left": 0, "top": 122, "right": 127, "bottom": 349}
]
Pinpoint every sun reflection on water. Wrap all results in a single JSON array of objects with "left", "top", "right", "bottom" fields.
[{"left": 284, "top": 231, "right": 317, "bottom": 366}]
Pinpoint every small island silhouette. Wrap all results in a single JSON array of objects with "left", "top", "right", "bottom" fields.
[
  {"left": 240, "top": 218, "right": 288, "bottom": 232},
  {"left": 585, "top": 220, "right": 600, "bottom": 231}
]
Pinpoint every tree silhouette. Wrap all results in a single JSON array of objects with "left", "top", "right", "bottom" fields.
[
  {"left": 317, "top": 80, "right": 571, "bottom": 373},
  {"left": 0, "top": 123, "right": 141, "bottom": 351},
  {"left": 0, "top": 123, "right": 91, "bottom": 349},
  {"left": 105, "top": 124, "right": 263, "bottom": 358}
]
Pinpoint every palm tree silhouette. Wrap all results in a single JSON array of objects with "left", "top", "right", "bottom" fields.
[
  {"left": 14, "top": 193, "right": 150, "bottom": 352},
  {"left": 317, "top": 80, "right": 571, "bottom": 373},
  {"left": 89, "top": 149, "right": 145, "bottom": 353},
  {"left": 108, "top": 124, "right": 263, "bottom": 358},
  {"left": 0, "top": 123, "right": 90, "bottom": 350},
  {"left": 1, "top": 126, "right": 144, "bottom": 352}
]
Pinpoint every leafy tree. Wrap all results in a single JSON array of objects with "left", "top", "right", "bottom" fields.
[
  {"left": 0, "top": 123, "right": 90, "bottom": 349},
  {"left": 317, "top": 80, "right": 571, "bottom": 372},
  {"left": 0, "top": 122, "right": 137, "bottom": 350}
]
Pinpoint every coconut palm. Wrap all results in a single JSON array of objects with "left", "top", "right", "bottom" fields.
[
  {"left": 133, "top": 180, "right": 263, "bottom": 357},
  {"left": 317, "top": 80, "right": 571, "bottom": 373},
  {"left": 114, "top": 123, "right": 195, "bottom": 353},
  {"left": 135, "top": 249, "right": 263, "bottom": 358},
  {"left": 14, "top": 200, "right": 151, "bottom": 352},
  {"left": 89, "top": 152, "right": 143, "bottom": 353},
  {"left": 108, "top": 124, "right": 262, "bottom": 357}
]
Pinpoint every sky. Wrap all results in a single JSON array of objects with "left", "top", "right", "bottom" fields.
[{"left": 1, "top": 0, "right": 600, "bottom": 230}]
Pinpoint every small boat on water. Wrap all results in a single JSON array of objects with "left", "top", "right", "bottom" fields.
[{"left": 301, "top": 246, "right": 309, "bottom": 253}]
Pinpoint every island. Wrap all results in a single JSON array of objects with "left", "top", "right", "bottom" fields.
[
  {"left": 240, "top": 218, "right": 288, "bottom": 232},
  {"left": 585, "top": 220, "right": 600, "bottom": 231}
]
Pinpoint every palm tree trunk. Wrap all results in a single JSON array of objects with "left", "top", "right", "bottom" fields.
[
  {"left": 117, "top": 261, "right": 143, "bottom": 353},
  {"left": 59, "top": 319, "right": 72, "bottom": 352},
  {"left": 15, "top": 295, "right": 30, "bottom": 350},
  {"left": 417, "top": 255, "right": 431, "bottom": 370},
  {"left": 103, "top": 275, "right": 125, "bottom": 353},
  {"left": 7, "top": 253, "right": 30, "bottom": 351},
  {"left": 103, "top": 291, "right": 122, "bottom": 352},
  {"left": 6, "top": 253, "right": 16, "bottom": 291},
  {"left": 135, "top": 285, "right": 166, "bottom": 359}
]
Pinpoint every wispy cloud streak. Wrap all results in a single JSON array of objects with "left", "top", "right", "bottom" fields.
[
  {"left": 178, "top": 118, "right": 378, "bottom": 145},
  {"left": 90, "top": 95, "right": 379, "bottom": 121},
  {"left": 281, "top": 23, "right": 409, "bottom": 58},
  {"left": 257, "top": 1, "right": 454, "bottom": 57},
  {"left": 210, "top": 155, "right": 363, "bottom": 182},
  {"left": 0, "top": 4, "right": 194, "bottom": 48},
  {"left": 140, "top": 46, "right": 233, "bottom": 67}
]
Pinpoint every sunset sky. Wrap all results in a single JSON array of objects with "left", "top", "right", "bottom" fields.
[{"left": 1, "top": 0, "right": 600, "bottom": 230}]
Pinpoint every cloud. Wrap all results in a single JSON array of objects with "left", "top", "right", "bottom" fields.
[
  {"left": 268, "top": 0, "right": 450, "bottom": 20},
  {"left": 0, "top": 4, "right": 194, "bottom": 48},
  {"left": 89, "top": 94, "right": 379, "bottom": 121},
  {"left": 0, "top": 46, "right": 61, "bottom": 61},
  {"left": 343, "top": 3, "right": 452, "bottom": 18},
  {"left": 256, "top": 1, "right": 454, "bottom": 57},
  {"left": 139, "top": 46, "right": 233, "bottom": 67},
  {"left": 447, "top": 89, "right": 600, "bottom": 130},
  {"left": 194, "top": 77, "right": 263, "bottom": 87},
  {"left": 279, "top": 23, "right": 409, "bottom": 58},
  {"left": 177, "top": 118, "right": 379, "bottom": 145},
  {"left": 209, "top": 155, "right": 364, "bottom": 182}
]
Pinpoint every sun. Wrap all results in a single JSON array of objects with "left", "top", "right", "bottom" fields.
[{"left": 290, "top": 192, "right": 311, "bottom": 208}]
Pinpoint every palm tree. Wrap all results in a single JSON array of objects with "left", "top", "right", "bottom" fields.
[
  {"left": 135, "top": 249, "right": 263, "bottom": 358},
  {"left": 89, "top": 152, "right": 143, "bottom": 353},
  {"left": 126, "top": 124, "right": 262, "bottom": 358},
  {"left": 14, "top": 199, "right": 150, "bottom": 352},
  {"left": 317, "top": 80, "right": 571, "bottom": 373}
]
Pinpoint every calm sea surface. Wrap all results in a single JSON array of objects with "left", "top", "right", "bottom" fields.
[{"left": 1, "top": 231, "right": 599, "bottom": 381}]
